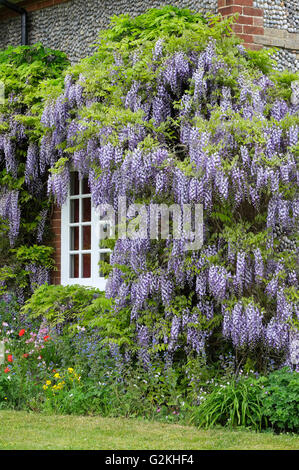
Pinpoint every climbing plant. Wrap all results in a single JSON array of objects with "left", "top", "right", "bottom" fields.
[
  {"left": 0, "top": 43, "right": 69, "bottom": 299},
  {"left": 1, "top": 7, "right": 299, "bottom": 372}
]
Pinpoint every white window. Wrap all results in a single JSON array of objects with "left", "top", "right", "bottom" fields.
[{"left": 60, "top": 172, "right": 110, "bottom": 290}]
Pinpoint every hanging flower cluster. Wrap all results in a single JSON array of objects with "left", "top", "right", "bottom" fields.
[
  {"left": 0, "top": 44, "right": 69, "bottom": 297},
  {"left": 42, "top": 9, "right": 298, "bottom": 369},
  {"left": 0, "top": 9, "right": 296, "bottom": 370}
]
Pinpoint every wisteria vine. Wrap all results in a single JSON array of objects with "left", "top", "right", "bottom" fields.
[
  {"left": 2, "top": 9, "right": 299, "bottom": 371},
  {"left": 43, "top": 10, "right": 299, "bottom": 371}
]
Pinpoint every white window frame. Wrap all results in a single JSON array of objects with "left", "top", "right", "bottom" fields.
[{"left": 60, "top": 175, "right": 110, "bottom": 290}]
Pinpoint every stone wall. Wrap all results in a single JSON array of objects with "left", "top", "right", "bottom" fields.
[
  {"left": 0, "top": 0, "right": 298, "bottom": 71},
  {"left": 253, "top": 0, "right": 298, "bottom": 33},
  {"left": 252, "top": 0, "right": 299, "bottom": 71},
  {"left": 0, "top": 0, "right": 217, "bottom": 64}
]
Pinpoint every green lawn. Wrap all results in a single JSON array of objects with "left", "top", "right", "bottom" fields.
[{"left": 0, "top": 411, "right": 298, "bottom": 450}]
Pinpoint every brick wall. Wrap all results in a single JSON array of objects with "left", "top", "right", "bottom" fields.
[
  {"left": 218, "top": 0, "right": 264, "bottom": 50},
  {"left": 218, "top": 0, "right": 299, "bottom": 69},
  {"left": 50, "top": 205, "right": 61, "bottom": 285}
]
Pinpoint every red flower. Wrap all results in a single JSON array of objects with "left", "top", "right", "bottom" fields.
[
  {"left": 23, "top": 353, "right": 29, "bottom": 358},
  {"left": 44, "top": 335, "right": 50, "bottom": 342},
  {"left": 19, "top": 329, "right": 26, "bottom": 337},
  {"left": 4, "top": 367, "right": 10, "bottom": 373},
  {"left": 7, "top": 354, "right": 13, "bottom": 363}
]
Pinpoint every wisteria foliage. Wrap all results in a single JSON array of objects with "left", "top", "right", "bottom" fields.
[
  {"left": 0, "top": 45, "right": 69, "bottom": 295},
  {"left": 5, "top": 10, "right": 299, "bottom": 371},
  {"left": 43, "top": 10, "right": 299, "bottom": 371}
]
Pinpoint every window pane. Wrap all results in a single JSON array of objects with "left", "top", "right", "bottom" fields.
[
  {"left": 82, "top": 178, "right": 90, "bottom": 195},
  {"left": 82, "top": 225, "right": 91, "bottom": 250},
  {"left": 70, "top": 226, "right": 79, "bottom": 251},
  {"left": 70, "top": 254, "right": 79, "bottom": 278},
  {"left": 70, "top": 199, "right": 79, "bottom": 223},
  {"left": 82, "top": 254, "right": 91, "bottom": 278},
  {"left": 99, "top": 251, "right": 110, "bottom": 276},
  {"left": 70, "top": 172, "right": 79, "bottom": 196},
  {"left": 82, "top": 197, "right": 91, "bottom": 222}
]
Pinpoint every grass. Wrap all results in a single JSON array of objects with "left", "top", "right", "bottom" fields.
[{"left": 0, "top": 410, "right": 298, "bottom": 450}]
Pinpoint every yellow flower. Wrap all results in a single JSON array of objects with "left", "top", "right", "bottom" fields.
[
  {"left": 68, "top": 368, "right": 74, "bottom": 374},
  {"left": 43, "top": 385, "right": 48, "bottom": 390},
  {"left": 56, "top": 381, "right": 64, "bottom": 390},
  {"left": 54, "top": 373, "right": 60, "bottom": 379},
  {"left": 46, "top": 380, "right": 51, "bottom": 386}
]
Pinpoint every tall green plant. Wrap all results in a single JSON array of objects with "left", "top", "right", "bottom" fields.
[{"left": 0, "top": 44, "right": 69, "bottom": 299}]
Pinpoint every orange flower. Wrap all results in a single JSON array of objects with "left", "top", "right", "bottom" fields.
[
  {"left": 19, "top": 329, "right": 26, "bottom": 337},
  {"left": 7, "top": 354, "right": 13, "bottom": 363}
]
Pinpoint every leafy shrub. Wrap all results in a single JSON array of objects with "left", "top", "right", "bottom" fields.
[
  {"left": 192, "top": 375, "right": 266, "bottom": 430},
  {"left": 21, "top": 283, "right": 111, "bottom": 330},
  {"left": 261, "top": 367, "right": 299, "bottom": 433}
]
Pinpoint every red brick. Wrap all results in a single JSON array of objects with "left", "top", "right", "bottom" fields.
[
  {"left": 243, "top": 7, "right": 263, "bottom": 17},
  {"left": 218, "top": 5, "right": 243, "bottom": 16},
  {"left": 238, "top": 15, "right": 254, "bottom": 25},
  {"left": 226, "top": 0, "right": 253, "bottom": 5},
  {"left": 243, "top": 25, "right": 264, "bottom": 35},
  {"left": 50, "top": 203, "right": 61, "bottom": 285},
  {"left": 218, "top": 0, "right": 226, "bottom": 7},
  {"left": 232, "top": 24, "right": 243, "bottom": 33},
  {"left": 238, "top": 33, "right": 254, "bottom": 43}
]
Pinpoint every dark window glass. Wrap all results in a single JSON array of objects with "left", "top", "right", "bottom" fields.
[
  {"left": 82, "top": 225, "right": 91, "bottom": 250},
  {"left": 70, "top": 172, "right": 79, "bottom": 196},
  {"left": 82, "top": 254, "right": 91, "bottom": 278},
  {"left": 82, "top": 197, "right": 91, "bottom": 222},
  {"left": 70, "top": 199, "right": 80, "bottom": 223},
  {"left": 70, "top": 227, "right": 79, "bottom": 251},
  {"left": 70, "top": 254, "right": 79, "bottom": 278}
]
